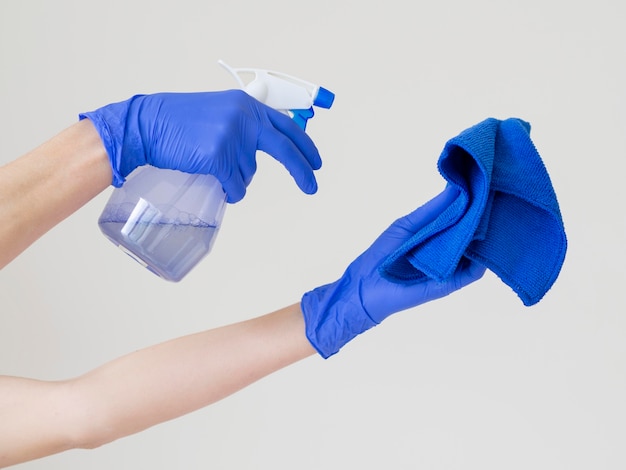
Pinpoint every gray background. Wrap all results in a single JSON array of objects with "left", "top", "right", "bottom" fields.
[{"left": 1, "top": 0, "right": 624, "bottom": 468}]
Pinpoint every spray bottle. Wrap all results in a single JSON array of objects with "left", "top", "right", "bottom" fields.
[{"left": 98, "top": 61, "right": 334, "bottom": 282}]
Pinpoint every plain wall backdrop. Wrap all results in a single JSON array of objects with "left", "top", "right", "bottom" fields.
[{"left": 1, "top": 0, "right": 624, "bottom": 468}]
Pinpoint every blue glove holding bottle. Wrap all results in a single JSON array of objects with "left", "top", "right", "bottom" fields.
[
  {"left": 80, "top": 90, "right": 322, "bottom": 203},
  {"left": 301, "top": 186, "right": 486, "bottom": 358}
]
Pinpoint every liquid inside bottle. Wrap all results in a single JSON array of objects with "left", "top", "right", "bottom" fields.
[{"left": 98, "top": 166, "right": 227, "bottom": 281}]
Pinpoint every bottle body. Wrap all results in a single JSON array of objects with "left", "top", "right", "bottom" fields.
[{"left": 98, "top": 166, "right": 227, "bottom": 281}]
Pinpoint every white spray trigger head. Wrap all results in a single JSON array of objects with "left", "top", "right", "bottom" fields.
[
  {"left": 217, "top": 60, "right": 245, "bottom": 89},
  {"left": 218, "top": 60, "right": 269, "bottom": 102},
  {"left": 218, "top": 59, "right": 323, "bottom": 112}
]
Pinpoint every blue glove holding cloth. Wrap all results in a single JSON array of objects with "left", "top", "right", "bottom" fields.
[
  {"left": 302, "top": 117, "right": 566, "bottom": 359},
  {"left": 302, "top": 187, "right": 486, "bottom": 359},
  {"left": 80, "top": 90, "right": 321, "bottom": 203}
]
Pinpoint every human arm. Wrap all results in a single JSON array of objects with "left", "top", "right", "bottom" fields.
[
  {"left": 0, "top": 93, "right": 484, "bottom": 466},
  {"left": 0, "top": 303, "right": 315, "bottom": 468},
  {"left": 0, "top": 95, "right": 315, "bottom": 458},
  {"left": 0, "top": 91, "right": 322, "bottom": 268},
  {"left": 0, "top": 185, "right": 484, "bottom": 467},
  {"left": 0, "top": 120, "right": 111, "bottom": 268}
]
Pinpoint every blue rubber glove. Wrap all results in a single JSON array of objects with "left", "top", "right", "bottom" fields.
[
  {"left": 80, "top": 90, "right": 322, "bottom": 203},
  {"left": 301, "top": 186, "right": 486, "bottom": 359}
]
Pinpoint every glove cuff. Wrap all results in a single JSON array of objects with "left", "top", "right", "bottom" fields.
[
  {"left": 79, "top": 95, "right": 146, "bottom": 187},
  {"left": 301, "top": 279, "right": 378, "bottom": 359}
]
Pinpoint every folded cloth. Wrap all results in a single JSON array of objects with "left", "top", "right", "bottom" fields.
[{"left": 379, "top": 118, "right": 567, "bottom": 306}]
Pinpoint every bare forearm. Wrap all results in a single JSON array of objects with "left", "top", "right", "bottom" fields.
[
  {"left": 0, "top": 303, "right": 315, "bottom": 467},
  {"left": 0, "top": 119, "right": 111, "bottom": 268},
  {"left": 75, "top": 303, "right": 315, "bottom": 443}
]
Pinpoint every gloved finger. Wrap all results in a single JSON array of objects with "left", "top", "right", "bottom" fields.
[
  {"left": 257, "top": 129, "right": 319, "bottom": 195},
  {"left": 451, "top": 257, "right": 487, "bottom": 291},
  {"left": 370, "top": 258, "right": 485, "bottom": 320},
  {"left": 416, "top": 258, "right": 485, "bottom": 302},
  {"left": 384, "top": 185, "right": 460, "bottom": 242},
  {"left": 265, "top": 108, "right": 322, "bottom": 170},
  {"left": 237, "top": 139, "right": 258, "bottom": 188},
  {"left": 221, "top": 169, "right": 247, "bottom": 203}
]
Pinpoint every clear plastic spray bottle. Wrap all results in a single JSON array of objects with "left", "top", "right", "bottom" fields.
[{"left": 98, "top": 61, "right": 334, "bottom": 281}]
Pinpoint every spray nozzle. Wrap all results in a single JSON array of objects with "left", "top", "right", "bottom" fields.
[{"left": 218, "top": 60, "right": 334, "bottom": 130}]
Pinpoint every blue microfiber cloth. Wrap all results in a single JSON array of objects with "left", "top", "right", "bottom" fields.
[{"left": 380, "top": 117, "right": 567, "bottom": 306}]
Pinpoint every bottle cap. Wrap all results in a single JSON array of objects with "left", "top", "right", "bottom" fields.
[{"left": 314, "top": 87, "right": 335, "bottom": 109}]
